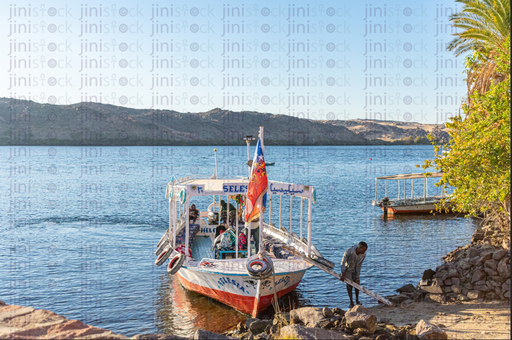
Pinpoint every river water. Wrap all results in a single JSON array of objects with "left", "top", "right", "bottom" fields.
[{"left": 0, "top": 145, "right": 477, "bottom": 337}]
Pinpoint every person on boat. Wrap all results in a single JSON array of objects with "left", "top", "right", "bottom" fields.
[
  {"left": 340, "top": 242, "right": 368, "bottom": 308},
  {"left": 189, "top": 204, "right": 199, "bottom": 224},
  {"left": 244, "top": 221, "right": 260, "bottom": 253},
  {"left": 220, "top": 200, "right": 236, "bottom": 225}
]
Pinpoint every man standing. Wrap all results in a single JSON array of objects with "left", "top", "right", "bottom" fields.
[{"left": 340, "top": 242, "right": 368, "bottom": 308}]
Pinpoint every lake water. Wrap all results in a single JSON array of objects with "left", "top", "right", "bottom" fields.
[{"left": 0, "top": 145, "right": 477, "bottom": 337}]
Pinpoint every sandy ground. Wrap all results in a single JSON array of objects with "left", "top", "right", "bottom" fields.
[{"left": 369, "top": 301, "right": 511, "bottom": 339}]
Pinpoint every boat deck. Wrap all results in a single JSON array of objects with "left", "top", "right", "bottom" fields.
[{"left": 191, "top": 235, "right": 215, "bottom": 260}]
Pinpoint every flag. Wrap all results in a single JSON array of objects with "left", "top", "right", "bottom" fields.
[{"left": 245, "top": 137, "right": 268, "bottom": 222}]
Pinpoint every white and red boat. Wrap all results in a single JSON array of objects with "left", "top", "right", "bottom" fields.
[
  {"left": 154, "top": 129, "right": 330, "bottom": 317},
  {"left": 372, "top": 172, "right": 452, "bottom": 214}
]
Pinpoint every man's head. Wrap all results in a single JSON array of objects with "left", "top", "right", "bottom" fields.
[{"left": 356, "top": 242, "right": 368, "bottom": 255}]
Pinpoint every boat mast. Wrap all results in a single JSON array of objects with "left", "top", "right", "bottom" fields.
[{"left": 259, "top": 126, "right": 264, "bottom": 254}]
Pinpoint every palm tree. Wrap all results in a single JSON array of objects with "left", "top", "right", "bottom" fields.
[{"left": 448, "top": 0, "right": 510, "bottom": 106}]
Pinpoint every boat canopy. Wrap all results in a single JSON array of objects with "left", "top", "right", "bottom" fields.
[
  {"left": 375, "top": 172, "right": 444, "bottom": 180},
  {"left": 165, "top": 176, "right": 316, "bottom": 201}
]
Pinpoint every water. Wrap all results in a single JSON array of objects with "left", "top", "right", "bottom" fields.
[{"left": 0, "top": 145, "right": 477, "bottom": 337}]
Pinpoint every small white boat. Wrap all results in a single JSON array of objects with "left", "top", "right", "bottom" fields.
[
  {"left": 155, "top": 129, "right": 329, "bottom": 317},
  {"left": 372, "top": 172, "right": 451, "bottom": 214}
]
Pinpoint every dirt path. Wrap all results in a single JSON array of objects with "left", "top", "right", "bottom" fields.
[{"left": 369, "top": 301, "right": 511, "bottom": 339}]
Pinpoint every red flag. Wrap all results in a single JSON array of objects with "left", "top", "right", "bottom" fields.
[{"left": 246, "top": 138, "right": 268, "bottom": 222}]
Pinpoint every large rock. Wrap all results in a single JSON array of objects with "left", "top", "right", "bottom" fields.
[
  {"left": 273, "top": 313, "right": 291, "bottom": 327},
  {"left": 344, "top": 305, "right": 377, "bottom": 334},
  {"left": 484, "top": 259, "right": 498, "bottom": 270},
  {"left": 467, "top": 290, "right": 485, "bottom": 299},
  {"left": 419, "top": 278, "right": 443, "bottom": 294},
  {"left": 484, "top": 267, "right": 498, "bottom": 276},
  {"left": 290, "top": 307, "right": 327, "bottom": 328},
  {"left": 415, "top": 320, "right": 447, "bottom": 339},
  {"left": 322, "top": 307, "right": 334, "bottom": 318},
  {"left": 497, "top": 257, "right": 510, "bottom": 278},
  {"left": 192, "top": 330, "right": 234, "bottom": 339},
  {"left": 278, "top": 324, "right": 351, "bottom": 339},
  {"left": 421, "top": 269, "right": 436, "bottom": 281},
  {"left": 471, "top": 269, "right": 487, "bottom": 283},
  {"left": 245, "top": 319, "right": 271, "bottom": 335},
  {"left": 493, "top": 249, "right": 508, "bottom": 261},
  {"left": 396, "top": 284, "right": 416, "bottom": 294},
  {"left": 450, "top": 277, "right": 460, "bottom": 286},
  {"left": 458, "top": 259, "right": 471, "bottom": 270},
  {"left": 424, "top": 294, "right": 446, "bottom": 304}
]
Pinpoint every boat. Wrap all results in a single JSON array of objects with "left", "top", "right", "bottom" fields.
[
  {"left": 155, "top": 128, "right": 330, "bottom": 318},
  {"left": 372, "top": 172, "right": 451, "bottom": 214},
  {"left": 266, "top": 161, "right": 275, "bottom": 166}
]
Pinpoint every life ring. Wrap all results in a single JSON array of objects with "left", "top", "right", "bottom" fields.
[
  {"left": 179, "top": 190, "right": 187, "bottom": 204},
  {"left": 154, "top": 238, "right": 169, "bottom": 256},
  {"left": 208, "top": 202, "right": 221, "bottom": 213},
  {"left": 155, "top": 247, "right": 172, "bottom": 266},
  {"left": 246, "top": 253, "right": 273, "bottom": 279},
  {"left": 167, "top": 253, "right": 184, "bottom": 275},
  {"left": 157, "top": 230, "right": 169, "bottom": 248}
]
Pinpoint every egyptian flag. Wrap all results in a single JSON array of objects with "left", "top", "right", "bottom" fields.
[{"left": 245, "top": 137, "right": 268, "bottom": 222}]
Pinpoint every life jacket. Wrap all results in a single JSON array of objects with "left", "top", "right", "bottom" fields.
[{"left": 238, "top": 233, "right": 247, "bottom": 250}]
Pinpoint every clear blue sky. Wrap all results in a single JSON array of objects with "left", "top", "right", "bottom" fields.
[{"left": 1, "top": 0, "right": 467, "bottom": 124}]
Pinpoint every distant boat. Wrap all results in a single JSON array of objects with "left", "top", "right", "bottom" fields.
[
  {"left": 266, "top": 161, "right": 275, "bottom": 166},
  {"left": 372, "top": 172, "right": 452, "bottom": 214}
]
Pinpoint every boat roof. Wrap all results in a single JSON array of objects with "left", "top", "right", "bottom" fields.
[
  {"left": 166, "top": 176, "right": 316, "bottom": 200},
  {"left": 375, "top": 172, "right": 444, "bottom": 180}
]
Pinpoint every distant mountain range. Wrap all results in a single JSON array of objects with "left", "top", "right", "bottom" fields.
[{"left": 0, "top": 98, "right": 449, "bottom": 146}]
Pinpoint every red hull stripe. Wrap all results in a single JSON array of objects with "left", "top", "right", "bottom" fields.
[
  {"left": 381, "top": 207, "right": 448, "bottom": 214},
  {"left": 177, "top": 273, "right": 300, "bottom": 317}
]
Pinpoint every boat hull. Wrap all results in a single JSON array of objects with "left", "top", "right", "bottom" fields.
[
  {"left": 176, "top": 265, "right": 306, "bottom": 317},
  {"left": 380, "top": 203, "right": 450, "bottom": 214}
]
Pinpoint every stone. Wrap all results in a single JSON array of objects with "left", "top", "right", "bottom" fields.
[
  {"left": 289, "top": 307, "right": 327, "bottom": 328},
  {"left": 278, "top": 325, "right": 352, "bottom": 339},
  {"left": 0, "top": 300, "right": 5, "bottom": 306},
  {"left": 322, "top": 307, "right": 334, "bottom": 318},
  {"left": 503, "top": 282, "right": 510, "bottom": 292},
  {"left": 452, "top": 286, "right": 462, "bottom": 294},
  {"left": 415, "top": 320, "right": 447, "bottom": 339},
  {"left": 497, "top": 257, "right": 510, "bottom": 278},
  {"left": 484, "top": 267, "right": 499, "bottom": 276},
  {"left": 504, "top": 291, "right": 510, "bottom": 299},
  {"left": 467, "top": 290, "right": 485, "bottom": 299},
  {"left": 463, "top": 282, "right": 474, "bottom": 290},
  {"left": 378, "top": 317, "right": 390, "bottom": 324},
  {"left": 131, "top": 335, "right": 186, "bottom": 340},
  {"left": 418, "top": 279, "right": 431, "bottom": 286},
  {"left": 375, "top": 335, "right": 387, "bottom": 340},
  {"left": 468, "top": 246, "right": 483, "bottom": 258},
  {"left": 401, "top": 300, "right": 414, "bottom": 306},
  {"left": 273, "top": 313, "right": 290, "bottom": 327},
  {"left": 435, "top": 270, "right": 447, "bottom": 279},
  {"left": 354, "top": 328, "right": 375, "bottom": 337},
  {"left": 388, "top": 294, "right": 411, "bottom": 305},
  {"left": 192, "top": 330, "right": 234, "bottom": 339},
  {"left": 471, "top": 270, "right": 487, "bottom": 283},
  {"left": 458, "top": 259, "right": 471, "bottom": 270},
  {"left": 421, "top": 269, "right": 436, "bottom": 281},
  {"left": 485, "top": 259, "right": 499, "bottom": 270},
  {"left": 424, "top": 294, "right": 446, "bottom": 304},
  {"left": 450, "top": 277, "right": 460, "bottom": 286},
  {"left": 332, "top": 308, "right": 345, "bottom": 316},
  {"left": 457, "top": 294, "right": 471, "bottom": 301},
  {"left": 503, "top": 238, "right": 510, "bottom": 250},
  {"left": 344, "top": 305, "right": 377, "bottom": 334},
  {"left": 490, "top": 275, "right": 506, "bottom": 283},
  {"left": 246, "top": 319, "right": 271, "bottom": 335},
  {"left": 442, "top": 286, "right": 452, "bottom": 293},
  {"left": 419, "top": 279, "right": 443, "bottom": 294},
  {"left": 472, "top": 231, "right": 484, "bottom": 242},
  {"left": 396, "top": 284, "right": 416, "bottom": 294},
  {"left": 474, "top": 284, "right": 491, "bottom": 292},
  {"left": 443, "top": 279, "right": 452, "bottom": 286},
  {"left": 445, "top": 269, "right": 459, "bottom": 279},
  {"left": 476, "top": 252, "right": 494, "bottom": 266}
]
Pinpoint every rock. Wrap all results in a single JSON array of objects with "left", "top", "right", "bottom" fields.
[
  {"left": 375, "top": 335, "right": 387, "bottom": 340},
  {"left": 467, "top": 290, "right": 485, "bottom": 299},
  {"left": 317, "top": 319, "right": 336, "bottom": 329},
  {"left": 401, "top": 299, "right": 414, "bottom": 306},
  {"left": 490, "top": 275, "right": 506, "bottom": 283},
  {"left": 503, "top": 238, "right": 510, "bottom": 250},
  {"left": 435, "top": 270, "right": 447, "bottom": 279},
  {"left": 322, "top": 307, "right": 334, "bottom": 318},
  {"left": 475, "top": 251, "right": 494, "bottom": 267},
  {"left": 278, "top": 325, "right": 352, "bottom": 339},
  {"left": 418, "top": 279, "right": 430, "bottom": 286},
  {"left": 443, "top": 279, "right": 452, "bottom": 286},
  {"left": 458, "top": 259, "right": 471, "bottom": 270},
  {"left": 419, "top": 279, "right": 443, "bottom": 294},
  {"left": 484, "top": 259, "right": 498, "bottom": 270},
  {"left": 396, "top": 284, "right": 416, "bottom": 294},
  {"left": 442, "top": 286, "right": 452, "bottom": 293},
  {"left": 450, "top": 277, "right": 460, "bottom": 286},
  {"left": 354, "top": 328, "right": 375, "bottom": 337},
  {"left": 424, "top": 294, "right": 446, "bottom": 304},
  {"left": 387, "top": 295, "right": 411, "bottom": 305},
  {"left": 273, "top": 313, "right": 290, "bottom": 327},
  {"left": 452, "top": 286, "right": 462, "bottom": 294},
  {"left": 457, "top": 294, "right": 471, "bottom": 301},
  {"left": 503, "top": 282, "right": 510, "bottom": 292},
  {"left": 468, "top": 246, "right": 483, "bottom": 258},
  {"left": 345, "top": 305, "right": 377, "bottom": 334},
  {"left": 471, "top": 270, "right": 487, "bottom": 283},
  {"left": 131, "top": 335, "right": 186, "bottom": 340},
  {"left": 484, "top": 267, "right": 499, "bottom": 276},
  {"left": 421, "top": 269, "right": 436, "bottom": 281},
  {"left": 332, "top": 308, "right": 345, "bottom": 316},
  {"left": 246, "top": 319, "right": 271, "bottom": 335},
  {"left": 0, "top": 300, "right": 5, "bottom": 306},
  {"left": 463, "top": 282, "right": 474, "bottom": 290},
  {"left": 378, "top": 317, "right": 390, "bottom": 324},
  {"left": 443, "top": 269, "right": 459, "bottom": 280},
  {"left": 497, "top": 257, "right": 510, "bottom": 278},
  {"left": 472, "top": 231, "right": 484, "bottom": 242},
  {"left": 289, "top": 307, "right": 327, "bottom": 328},
  {"left": 192, "top": 330, "right": 234, "bottom": 339},
  {"left": 415, "top": 320, "right": 447, "bottom": 339}
]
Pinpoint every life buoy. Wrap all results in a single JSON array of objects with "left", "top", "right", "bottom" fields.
[
  {"left": 246, "top": 253, "right": 273, "bottom": 279},
  {"left": 155, "top": 238, "right": 169, "bottom": 256},
  {"left": 167, "top": 253, "right": 184, "bottom": 274},
  {"left": 208, "top": 202, "right": 221, "bottom": 213},
  {"left": 155, "top": 247, "right": 172, "bottom": 266},
  {"left": 157, "top": 230, "right": 169, "bottom": 248},
  {"left": 179, "top": 189, "right": 187, "bottom": 204}
]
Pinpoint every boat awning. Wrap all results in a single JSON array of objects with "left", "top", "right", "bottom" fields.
[
  {"left": 166, "top": 177, "right": 316, "bottom": 200},
  {"left": 375, "top": 172, "right": 444, "bottom": 180}
]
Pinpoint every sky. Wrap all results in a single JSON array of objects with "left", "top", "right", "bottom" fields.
[{"left": 1, "top": 0, "right": 468, "bottom": 124}]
